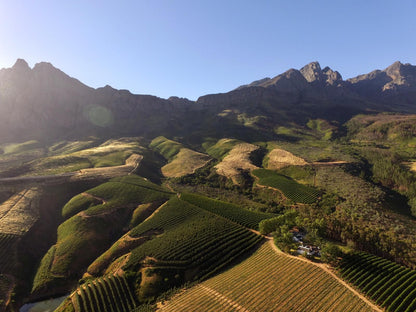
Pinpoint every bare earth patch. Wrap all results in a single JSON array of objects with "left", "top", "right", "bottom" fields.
[
  {"left": 266, "top": 148, "right": 307, "bottom": 169},
  {"left": 411, "top": 162, "right": 416, "bottom": 173},
  {"left": 215, "top": 143, "right": 259, "bottom": 184},
  {"left": 161, "top": 148, "right": 211, "bottom": 178}
]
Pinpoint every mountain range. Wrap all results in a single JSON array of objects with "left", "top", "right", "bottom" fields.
[{"left": 0, "top": 59, "right": 415, "bottom": 144}]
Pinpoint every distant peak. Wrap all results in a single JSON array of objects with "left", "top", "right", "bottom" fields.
[
  {"left": 12, "top": 58, "right": 30, "bottom": 71},
  {"left": 384, "top": 61, "right": 416, "bottom": 81},
  {"left": 300, "top": 61, "right": 323, "bottom": 83},
  {"left": 33, "top": 61, "right": 56, "bottom": 71},
  {"left": 390, "top": 60, "right": 403, "bottom": 67},
  {"left": 306, "top": 61, "right": 321, "bottom": 68},
  {"left": 385, "top": 61, "right": 403, "bottom": 73}
]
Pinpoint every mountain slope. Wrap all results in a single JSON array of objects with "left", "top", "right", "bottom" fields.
[{"left": 1, "top": 60, "right": 416, "bottom": 144}]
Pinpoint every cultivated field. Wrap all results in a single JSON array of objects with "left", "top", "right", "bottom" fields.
[
  {"left": 157, "top": 242, "right": 377, "bottom": 312},
  {"left": 252, "top": 169, "right": 319, "bottom": 204},
  {"left": 180, "top": 193, "right": 274, "bottom": 230},
  {"left": 0, "top": 234, "right": 19, "bottom": 273},
  {"left": 31, "top": 175, "right": 173, "bottom": 294},
  {"left": 124, "top": 198, "right": 262, "bottom": 281},
  {"left": 56, "top": 274, "right": 136, "bottom": 312},
  {"left": 0, "top": 188, "right": 41, "bottom": 235},
  {"left": 0, "top": 274, "right": 14, "bottom": 312},
  {"left": 340, "top": 251, "right": 416, "bottom": 312}
]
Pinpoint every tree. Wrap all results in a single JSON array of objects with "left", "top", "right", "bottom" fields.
[
  {"left": 320, "top": 242, "right": 342, "bottom": 265},
  {"left": 409, "top": 197, "right": 416, "bottom": 218}
]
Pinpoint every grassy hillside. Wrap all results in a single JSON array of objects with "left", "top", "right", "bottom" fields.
[
  {"left": 0, "top": 140, "right": 43, "bottom": 155},
  {"left": 346, "top": 113, "right": 416, "bottom": 145},
  {"left": 31, "top": 175, "right": 172, "bottom": 297},
  {"left": 30, "top": 138, "right": 144, "bottom": 175},
  {"left": 54, "top": 196, "right": 262, "bottom": 307},
  {"left": 161, "top": 148, "right": 211, "bottom": 178},
  {"left": 150, "top": 136, "right": 212, "bottom": 178},
  {"left": 122, "top": 197, "right": 261, "bottom": 300},
  {"left": 203, "top": 138, "right": 242, "bottom": 160},
  {"left": 149, "top": 136, "right": 182, "bottom": 161}
]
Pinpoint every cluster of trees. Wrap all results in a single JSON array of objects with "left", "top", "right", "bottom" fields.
[
  {"left": 316, "top": 166, "right": 416, "bottom": 268},
  {"left": 360, "top": 147, "right": 416, "bottom": 217}
]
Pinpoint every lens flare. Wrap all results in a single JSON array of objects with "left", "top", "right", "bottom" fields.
[{"left": 85, "top": 105, "right": 114, "bottom": 127}]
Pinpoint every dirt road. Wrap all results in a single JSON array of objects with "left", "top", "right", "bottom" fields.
[{"left": 266, "top": 238, "right": 382, "bottom": 312}]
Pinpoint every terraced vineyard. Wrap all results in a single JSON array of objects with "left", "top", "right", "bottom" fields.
[
  {"left": 252, "top": 168, "right": 320, "bottom": 204},
  {"left": 157, "top": 242, "right": 376, "bottom": 312},
  {"left": 339, "top": 252, "right": 416, "bottom": 312},
  {"left": 125, "top": 198, "right": 262, "bottom": 280},
  {"left": 180, "top": 193, "right": 274, "bottom": 230},
  {"left": 32, "top": 175, "right": 173, "bottom": 294},
  {"left": 59, "top": 274, "right": 136, "bottom": 312},
  {"left": 0, "top": 233, "right": 19, "bottom": 273}
]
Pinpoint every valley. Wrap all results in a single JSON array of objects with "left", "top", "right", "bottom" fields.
[{"left": 0, "top": 60, "right": 416, "bottom": 311}]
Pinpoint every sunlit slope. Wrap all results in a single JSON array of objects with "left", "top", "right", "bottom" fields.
[
  {"left": 31, "top": 175, "right": 172, "bottom": 297},
  {"left": 0, "top": 138, "right": 144, "bottom": 178},
  {"left": 0, "top": 188, "right": 41, "bottom": 235},
  {"left": 339, "top": 251, "right": 416, "bottom": 312},
  {"left": 265, "top": 147, "right": 307, "bottom": 169},
  {"left": 158, "top": 242, "right": 377, "bottom": 312},
  {"left": 180, "top": 193, "right": 274, "bottom": 230},
  {"left": 123, "top": 198, "right": 262, "bottom": 293},
  {"left": 203, "top": 138, "right": 242, "bottom": 160},
  {"left": 214, "top": 142, "right": 260, "bottom": 184},
  {"left": 30, "top": 138, "right": 143, "bottom": 175},
  {"left": 55, "top": 197, "right": 263, "bottom": 309},
  {"left": 150, "top": 136, "right": 211, "bottom": 177},
  {"left": 252, "top": 169, "right": 320, "bottom": 204}
]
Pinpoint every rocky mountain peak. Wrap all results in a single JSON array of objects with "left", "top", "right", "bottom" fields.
[
  {"left": 322, "top": 66, "right": 343, "bottom": 85},
  {"left": 11, "top": 58, "right": 30, "bottom": 72},
  {"left": 384, "top": 61, "right": 416, "bottom": 83},
  {"left": 33, "top": 61, "right": 56, "bottom": 71},
  {"left": 300, "top": 61, "right": 323, "bottom": 83}
]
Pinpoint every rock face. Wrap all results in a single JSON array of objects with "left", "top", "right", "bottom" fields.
[
  {"left": 300, "top": 61, "right": 324, "bottom": 84},
  {"left": 0, "top": 59, "right": 415, "bottom": 143},
  {"left": 347, "top": 61, "right": 416, "bottom": 106},
  {"left": 0, "top": 60, "right": 192, "bottom": 142}
]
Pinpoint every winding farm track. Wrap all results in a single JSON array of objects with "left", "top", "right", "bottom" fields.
[
  {"left": 266, "top": 238, "right": 383, "bottom": 312},
  {"left": 158, "top": 237, "right": 382, "bottom": 312}
]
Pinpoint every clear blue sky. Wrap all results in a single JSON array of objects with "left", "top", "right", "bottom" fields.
[{"left": 0, "top": 1, "right": 415, "bottom": 100}]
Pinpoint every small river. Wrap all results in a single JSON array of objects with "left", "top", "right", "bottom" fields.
[{"left": 19, "top": 295, "right": 68, "bottom": 312}]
